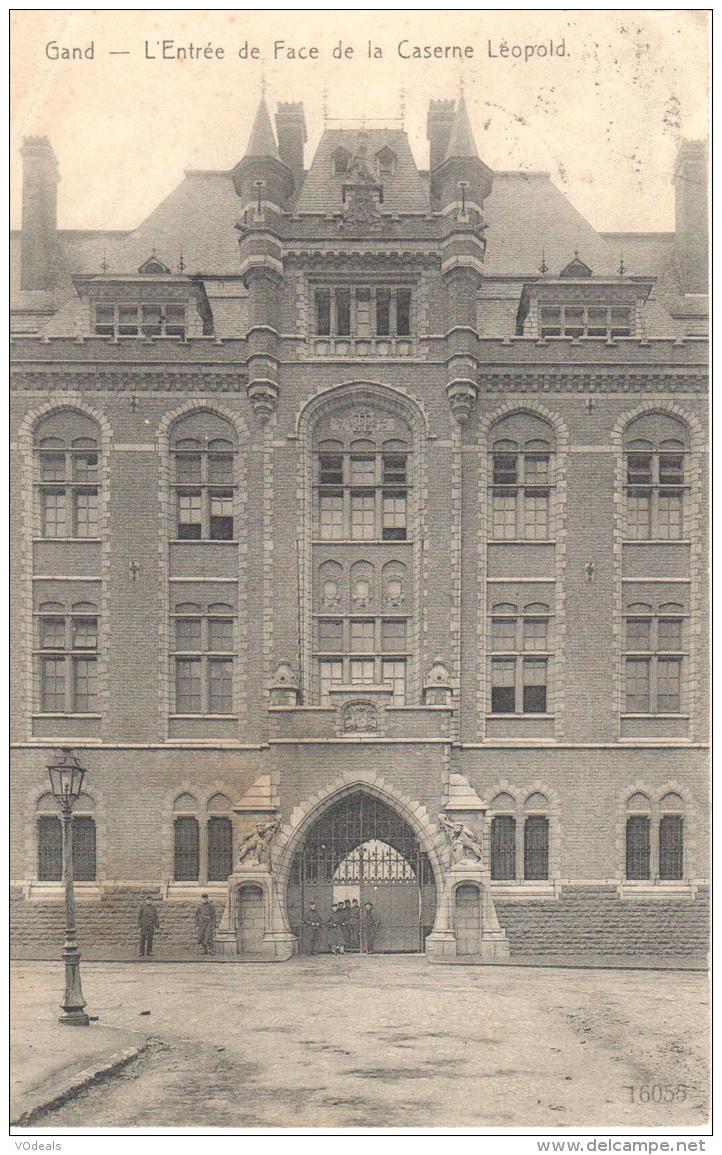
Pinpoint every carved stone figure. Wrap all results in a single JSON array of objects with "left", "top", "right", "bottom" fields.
[
  {"left": 438, "top": 813, "right": 484, "bottom": 866},
  {"left": 237, "top": 816, "right": 281, "bottom": 868},
  {"left": 342, "top": 701, "right": 378, "bottom": 733}
]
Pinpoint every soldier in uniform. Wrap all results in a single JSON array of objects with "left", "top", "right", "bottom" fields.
[
  {"left": 328, "top": 903, "right": 344, "bottom": 954},
  {"left": 138, "top": 894, "right": 159, "bottom": 957},
  {"left": 341, "top": 898, "right": 354, "bottom": 951},
  {"left": 303, "top": 901, "right": 323, "bottom": 955},
  {"left": 362, "top": 901, "right": 378, "bottom": 954},
  {"left": 195, "top": 893, "right": 217, "bottom": 955}
]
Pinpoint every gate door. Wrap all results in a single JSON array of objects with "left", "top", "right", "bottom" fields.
[{"left": 287, "top": 792, "right": 436, "bottom": 953}]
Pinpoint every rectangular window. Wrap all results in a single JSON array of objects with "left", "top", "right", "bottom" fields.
[
  {"left": 40, "top": 453, "right": 66, "bottom": 481},
  {"left": 382, "top": 659, "right": 406, "bottom": 705},
  {"left": 209, "top": 493, "right": 234, "bottom": 540},
  {"left": 492, "top": 492, "right": 517, "bottom": 540},
  {"left": 523, "top": 658, "right": 547, "bottom": 713},
  {"left": 493, "top": 454, "right": 517, "bottom": 485},
  {"left": 563, "top": 307, "right": 584, "bottom": 338},
  {"left": 626, "top": 618, "right": 651, "bottom": 650},
  {"left": 319, "top": 454, "right": 343, "bottom": 485},
  {"left": 207, "top": 816, "right": 233, "bottom": 881},
  {"left": 176, "top": 617, "right": 202, "bottom": 651},
  {"left": 382, "top": 454, "right": 406, "bottom": 484},
  {"left": 491, "top": 618, "right": 516, "bottom": 651},
  {"left": 396, "top": 289, "right": 411, "bottom": 336},
  {"left": 319, "top": 659, "right": 343, "bottom": 705},
  {"left": 41, "top": 618, "right": 65, "bottom": 649},
  {"left": 118, "top": 304, "right": 139, "bottom": 336},
  {"left": 524, "top": 455, "right": 549, "bottom": 484},
  {"left": 319, "top": 493, "right": 344, "bottom": 540},
  {"left": 208, "top": 658, "right": 233, "bottom": 713},
  {"left": 41, "top": 657, "right": 66, "bottom": 712},
  {"left": 610, "top": 307, "right": 632, "bottom": 337},
  {"left": 176, "top": 453, "right": 202, "bottom": 484},
  {"left": 174, "top": 817, "right": 200, "bottom": 882},
  {"left": 491, "top": 659, "right": 515, "bottom": 713},
  {"left": 659, "top": 814, "right": 684, "bottom": 880},
  {"left": 376, "top": 288, "right": 391, "bottom": 336},
  {"left": 43, "top": 491, "right": 67, "bottom": 538},
  {"left": 586, "top": 307, "right": 608, "bottom": 337},
  {"left": 72, "top": 617, "right": 97, "bottom": 650},
  {"left": 523, "top": 618, "right": 547, "bottom": 652},
  {"left": 524, "top": 816, "right": 549, "bottom": 880},
  {"left": 351, "top": 492, "right": 376, "bottom": 540},
  {"left": 75, "top": 491, "right": 99, "bottom": 538},
  {"left": 318, "top": 619, "right": 343, "bottom": 651},
  {"left": 141, "top": 304, "right": 163, "bottom": 336},
  {"left": 658, "top": 492, "right": 682, "bottom": 540},
  {"left": 178, "top": 493, "right": 202, "bottom": 539},
  {"left": 350, "top": 457, "right": 375, "bottom": 485},
  {"left": 336, "top": 289, "right": 351, "bottom": 335},
  {"left": 381, "top": 619, "right": 406, "bottom": 652},
  {"left": 627, "top": 454, "right": 653, "bottom": 485},
  {"left": 94, "top": 305, "right": 115, "bottom": 336},
  {"left": 626, "top": 493, "right": 650, "bottom": 539},
  {"left": 490, "top": 816, "right": 516, "bottom": 880},
  {"left": 208, "top": 618, "right": 233, "bottom": 652},
  {"left": 350, "top": 620, "right": 375, "bottom": 652},
  {"left": 176, "top": 658, "right": 202, "bottom": 712},
  {"left": 658, "top": 619, "right": 682, "bottom": 652},
  {"left": 625, "top": 658, "right": 650, "bottom": 713},
  {"left": 73, "top": 658, "right": 97, "bottom": 712},
  {"left": 315, "top": 289, "right": 331, "bottom": 336},
  {"left": 540, "top": 306, "right": 561, "bottom": 337},
  {"left": 657, "top": 658, "right": 681, "bottom": 713},
  {"left": 350, "top": 659, "right": 375, "bottom": 685},
  {"left": 523, "top": 492, "right": 549, "bottom": 540},
  {"left": 382, "top": 491, "right": 407, "bottom": 540},
  {"left": 73, "top": 453, "right": 97, "bottom": 483},
  {"left": 165, "top": 305, "right": 186, "bottom": 338},
  {"left": 626, "top": 815, "right": 651, "bottom": 880},
  {"left": 207, "top": 453, "right": 233, "bottom": 485}
]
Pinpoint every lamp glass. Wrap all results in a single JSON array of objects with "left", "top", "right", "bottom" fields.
[{"left": 48, "top": 759, "right": 85, "bottom": 806}]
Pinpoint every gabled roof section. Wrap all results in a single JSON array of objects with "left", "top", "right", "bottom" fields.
[
  {"left": 296, "top": 128, "right": 429, "bottom": 214},
  {"left": 444, "top": 95, "right": 479, "bottom": 161},
  {"left": 245, "top": 96, "right": 280, "bottom": 160}
]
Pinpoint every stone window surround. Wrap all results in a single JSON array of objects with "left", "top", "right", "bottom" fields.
[{"left": 486, "top": 779, "right": 561, "bottom": 887}]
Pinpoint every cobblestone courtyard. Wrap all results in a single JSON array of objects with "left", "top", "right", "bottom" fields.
[{"left": 12, "top": 958, "right": 709, "bottom": 1130}]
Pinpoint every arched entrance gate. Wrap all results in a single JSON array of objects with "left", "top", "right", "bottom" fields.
[{"left": 286, "top": 792, "right": 437, "bottom": 953}]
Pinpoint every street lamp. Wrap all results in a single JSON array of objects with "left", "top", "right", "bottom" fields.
[{"left": 48, "top": 748, "right": 90, "bottom": 1026}]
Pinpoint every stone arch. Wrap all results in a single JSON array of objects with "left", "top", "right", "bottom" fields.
[
  {"left": 295, "top": 382, "right": 429, "bottom": 703},
  {"left": 26, "top": 780, "right": 107, "bottom": 883},
  {"left": 272, "top": 772, "right": 448, "bottom": 907}
]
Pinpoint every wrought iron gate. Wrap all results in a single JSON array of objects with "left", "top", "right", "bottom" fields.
[{"left": 287, "top": 792, "right": 437, "bottom": 953}]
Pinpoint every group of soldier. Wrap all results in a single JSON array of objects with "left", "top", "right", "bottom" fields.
[
  {"left": 304, "top": 898, "right": 378, "bottom": 955},
  {"left": 137, "top": 892, "right": 217, "bottom": 957}
]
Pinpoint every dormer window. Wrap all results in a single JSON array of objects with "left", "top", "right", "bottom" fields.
[
  {"left": 540, "top": 305, "right": 632, "bottom": 339},
  {"left": 376, "top": 146, "right": 396, "bottom": 178},
  {"left": 332, "top": 148, "right": 350, "bottom": 176},
  {"left": 94, "top": 302, "right": 186, "bottom": 338}
]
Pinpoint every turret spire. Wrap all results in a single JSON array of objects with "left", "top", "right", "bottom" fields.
[
  {"left": 246, "top": 95, "right": 280, "bottom": 160},
  {"left": 443, "top": 93, "right": 479, "bottom": 161}
]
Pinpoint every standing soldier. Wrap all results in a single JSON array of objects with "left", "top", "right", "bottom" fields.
[
  {"left": 362, "top": 901, "right": 378, "bottom": 954},
  {"left": 138, "top": 893, "right": 159, "bottom": 958},
  {"left": 303, "top": 901, "right": 323, "bottom": 955},
  {"left": 341, "top": 898, "right": 354, "bottom": 952},
  {"left": 329, "top": 903, "right": 344, "bottom": 954},
  {"left": 350, "top": 898, "right": 361, "bottom": 950},
  {"left": 195, "top": 892, "right": 217, "bottom": 955}
]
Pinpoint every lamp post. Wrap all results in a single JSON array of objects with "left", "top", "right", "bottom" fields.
[{"left": 48, "top": 748, "right": 90, "bottom": 1026}]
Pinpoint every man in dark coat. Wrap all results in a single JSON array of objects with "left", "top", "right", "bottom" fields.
[
  {"left": 329, "top": 903, "right": 344, "bottom": 954},
  {"left": 341, "top": 899, "right": 354, "bottom": 951},
  {"left": 138, "top": 894, "right": 159, "bottom": 957},
  {"left": 195, "top": 893, "right": 217, "bottom": 955},
  {"left": 303, "top": 901, "right": 323, "bottom": 955},
  {"left": 362, "top": 901, "right": 378, "bottom": 953},
  {"left": 349, "top": 898, "right": 361, "bottom": 950}
]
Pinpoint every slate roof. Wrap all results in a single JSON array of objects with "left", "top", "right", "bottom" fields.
[
  {"left": 295, "top": 129, "right": 429, "bottom": 214},
  {"left": 245, "top": 97, "right": 280, "bottom": 160},
  {"left": 444, "top": 95, "right": 478, "bottom": 161}
]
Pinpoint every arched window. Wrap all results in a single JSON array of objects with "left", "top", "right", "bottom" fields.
[
  {"left": 171, "top": 600, "right": 235, "bottom": 715},
  {"left": 376, "top": 146, "right": 396, "bottom": 178},
  {"left": 173, "top": 796, "right": 200, "bottom": 881},
  {"left": 659, "top": 792, "right": 684, "bottom": 881},
  {"left": 312, "top": 404, "right": 414, "bottom": 705},
  {"left": 36, "top": 794, "right": 96, "bottom": 881},
  {"left": 489, "top": 602, "right": 551, "bottom": 715},
  {"left": 489, "top": 413, "right": 555, "bottom": 541},
  {"left": 332, "top": 147, "right": 350, "bottom": 175},
  {"left": 35, "top": 413, "right": 100, "bottom": 539},
  {"left": 171, "top": 413, "right": 237, "bottom": 541},
  {"left": 523, "top": 793, "right": 550, "bottom": 881},
  {"left": 623, "top": 414, "right": 689, "bottom": 540},
  {"left": 625, "top": 792, "right": 651, "bottom": 880},
  {"left": 207, "top": 794, "right": 233, "bottom": 881},
  {"left": 490, "top": 815, "right": 516, "bottom": 880},
  {"left": 35, "top": 600, "right": 99, "bottom": 714},
  {"left": 624, "top": 601, "right": 685, "bottom": 715}
]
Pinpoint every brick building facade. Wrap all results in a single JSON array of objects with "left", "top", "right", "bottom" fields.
[{"left": 10, "top": 96, "right": 709, "bottom": 959}]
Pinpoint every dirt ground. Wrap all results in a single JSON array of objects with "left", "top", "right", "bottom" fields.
[{"left": 12, "top": 957, "right": 709, "bottom": 1129}]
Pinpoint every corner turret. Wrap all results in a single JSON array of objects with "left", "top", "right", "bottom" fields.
[{"left": 232, "top": 96, "right": 295, "bottom": 215}]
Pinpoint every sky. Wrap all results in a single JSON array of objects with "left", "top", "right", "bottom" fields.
[{"left": 10, "top": 10, "right": 709, "bottom": 234}]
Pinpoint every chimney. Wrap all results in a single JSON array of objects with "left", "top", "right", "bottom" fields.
[
  {"left": 21, "top": 136, "right": 59, "bottom": 291},
  {"left": 275, "top": 102, "right": 307, "bottom": 192},
  {"left": 673, "top": 140, "right": 708, "bottom": 295},
  {"left": 426, "top": 100, "right": 455, "bottom": 172}
]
